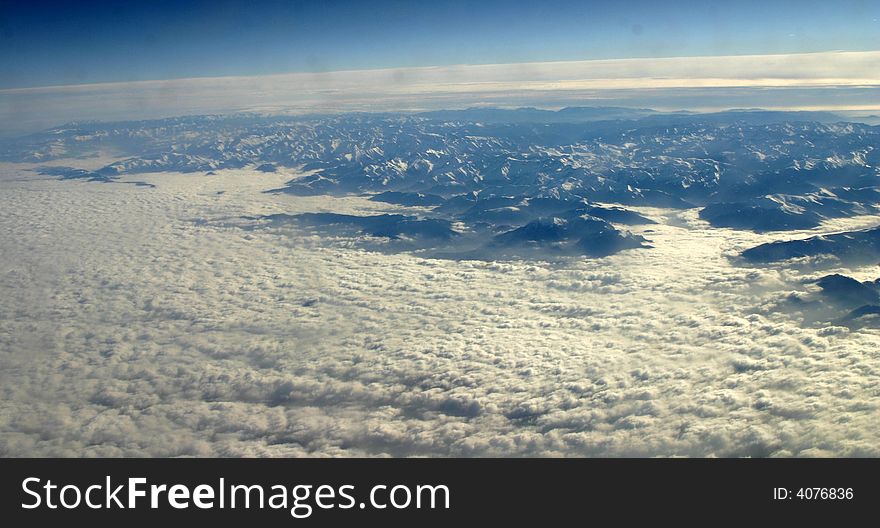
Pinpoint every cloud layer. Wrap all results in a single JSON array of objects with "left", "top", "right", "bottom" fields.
[
  {"left": 2, "top": 51, "right": 880, "bottom": 136},
  {"left": 1, "top": 165, "right": 878, "bottom": 457}
]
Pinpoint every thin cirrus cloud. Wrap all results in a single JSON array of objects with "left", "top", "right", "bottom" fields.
[{"left": 1, "top": 50, "right": 879, "bottom": 136}]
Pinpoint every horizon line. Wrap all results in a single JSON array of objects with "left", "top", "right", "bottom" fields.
[{"left": 3, "top": 49, "right": 879, "bottom": 95}]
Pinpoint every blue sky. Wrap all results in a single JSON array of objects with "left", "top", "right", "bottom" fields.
[{"left": 1, "top": 0, "right": 878, "bottom": 89}]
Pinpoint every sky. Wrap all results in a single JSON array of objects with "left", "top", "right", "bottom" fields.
[
  {"left": 0, "top": 1, "right": 879, "bottom": 135},
  {"left": 2, "top": 0, "right": 879, "bottom": 89}
]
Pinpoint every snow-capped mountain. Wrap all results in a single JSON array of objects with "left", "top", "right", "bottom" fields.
[{"left": 4, "top": 108, "right": 878, "bottom": 257}]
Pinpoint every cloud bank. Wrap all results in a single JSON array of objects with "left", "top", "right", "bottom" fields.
[
  {"left": 1, "top": 165, "right": 878, "bottom": 457},
  {"left": 2, "top": 51, "right": 879, "bottom": 136}
]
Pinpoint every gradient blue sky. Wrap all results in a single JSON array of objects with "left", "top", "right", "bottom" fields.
[{"left": 1, "top": 0, "right": 878, "bottom": 89}]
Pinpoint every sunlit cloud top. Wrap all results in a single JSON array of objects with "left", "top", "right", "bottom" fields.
[{"left": 2, "top": 50, "right": 879, "bottom": 136}]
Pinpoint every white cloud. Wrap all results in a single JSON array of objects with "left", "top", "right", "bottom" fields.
[
  {"left": 2, "top": 51, "right": 880, "bottom": 136},
  {"left": 1, "top": 165, "right": 878, "bottom": 457}
]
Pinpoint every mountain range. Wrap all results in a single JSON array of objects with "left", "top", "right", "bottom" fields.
[{"left": 3, "top": 107, "right": 878, "bottom": 259}]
